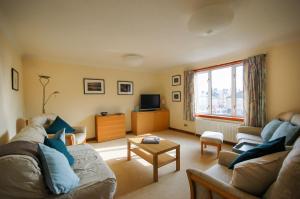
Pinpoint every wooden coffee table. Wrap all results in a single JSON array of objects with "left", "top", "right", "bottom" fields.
[{"left": 127, "top": 136, "right": 180, "bottom": 182}]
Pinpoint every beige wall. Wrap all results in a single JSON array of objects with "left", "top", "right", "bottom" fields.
[
  {"left": 161, "top": 39, "right": 300, "bottom": 132},
  {"left": 23, "top": 58, "right": 162, "bottom": 138},
  {"left": 0, "top": 32, "right": 24, "bottom": 144}
]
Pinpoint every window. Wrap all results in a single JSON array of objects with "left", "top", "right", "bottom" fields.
[{"left": 194, "top": 63, "right": 244, "bottom": 118}]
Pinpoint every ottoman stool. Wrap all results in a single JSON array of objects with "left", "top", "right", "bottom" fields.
[{"left": 200, "top": 131, "right": 223, "bottom": 157}]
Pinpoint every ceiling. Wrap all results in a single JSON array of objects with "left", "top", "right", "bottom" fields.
[{"left": 0, "top": 0, "right": 300, "bottom": 71}]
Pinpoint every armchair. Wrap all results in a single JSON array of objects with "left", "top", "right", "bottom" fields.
[{"left": 29, "top": 114, "right": 87, "bottom": 145}]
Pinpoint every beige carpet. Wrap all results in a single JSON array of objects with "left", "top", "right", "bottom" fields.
[{"left": 89, "top": 130, "right": 232, "bottom": 199}]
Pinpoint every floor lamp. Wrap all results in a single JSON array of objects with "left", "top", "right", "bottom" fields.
[{"left": 39, "top": 75, "right": 60, "bottom": 114}]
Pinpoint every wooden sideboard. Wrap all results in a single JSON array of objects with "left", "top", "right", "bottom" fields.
[
  {"left": 95, "top": 114, "right": 126, "bottom": 142},
  {"left": 131, "top": 109, "right": 169, "bottom": 135}
]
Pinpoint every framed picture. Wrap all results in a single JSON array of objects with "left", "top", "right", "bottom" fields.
[
  {"left": 172, "top": 75, "right": 181, "bottom": 86},
  {"left": 172, "top": 91, "right": 181, "bottom": 102},
  {"left": 11, "top": 68, "right": 19, "bottom": 91},
  {"left": 83, "top": 78, "right": 105, "bottom": 94},
  {"left": 117, "top": 81, "right": 133, "bottom": 95}
]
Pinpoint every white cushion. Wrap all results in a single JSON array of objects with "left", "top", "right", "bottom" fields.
[
  {"left": 200, "top": 131, "right": 223, "bottom": 144},
  {"left": 10, "top": 125, "right": 47, "bottom": 143},
  {"left": 231, "top": 151, "right": 289, "bottom": 196},
  {"left": 30, "top": 114, "right": 56, "bottom": 127}
]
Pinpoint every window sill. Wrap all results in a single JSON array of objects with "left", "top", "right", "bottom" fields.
[{"left": 195, "top": 114, "right": 244, "bottom": 122}]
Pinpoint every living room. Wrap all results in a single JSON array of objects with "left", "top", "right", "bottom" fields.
[{"left": 0, "top": 0, "right": 300, "bottom": 199}]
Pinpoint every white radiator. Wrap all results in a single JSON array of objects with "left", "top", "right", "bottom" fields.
[{"left": 196, "top": 118, "right": 242, "bottom": 143}]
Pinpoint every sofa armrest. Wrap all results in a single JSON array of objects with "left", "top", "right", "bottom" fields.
[
  {"left": 237, "top": 126, "right": 262, "bottom": 136},
  {"left": 218, "top": 151, "right": 239, "bottom": 167},
  {"left": 73, "top": 126, "right": 87, "bottom": 134},
  {"left": 186, "top": 169, "right": 259, "bottom": 199}
]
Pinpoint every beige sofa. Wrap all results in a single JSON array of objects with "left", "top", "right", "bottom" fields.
[
  {"left": 236, "top": 112, "right": 300, "bottom": 145},
  {"left": 187, "top": 137, "right": 300, "bottom": 199},
  {"left": 29, "top": 114, "right": 87, "bottom": 145},
  {"left": 0, "top": 125, "right": 116, "bottom": 199}
]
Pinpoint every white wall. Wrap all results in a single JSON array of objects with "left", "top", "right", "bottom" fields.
[
  {"left": 23, "top": 58, "right": 162, "bottom": 138},
  {"left": 0, "top": 32, "right": 24, "bottom": 144}
]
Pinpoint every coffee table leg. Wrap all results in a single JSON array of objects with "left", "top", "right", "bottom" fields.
[
  {"left": 127, "top": 141, "right": 131, "bottom": 161},
  {"left": 176, "top": 146, "right": 180, "bottom": 171},
  {"left": 153, "top": 154, "right": 158, "bottom": 182}
]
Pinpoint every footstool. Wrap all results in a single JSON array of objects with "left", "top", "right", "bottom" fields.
[{"left": 200, "top": 131, "right": 223, "bottom": 157}]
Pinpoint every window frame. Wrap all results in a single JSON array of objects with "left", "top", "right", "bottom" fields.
[{"left": 193, "top": 61, "right": 244, "bottom": 122}]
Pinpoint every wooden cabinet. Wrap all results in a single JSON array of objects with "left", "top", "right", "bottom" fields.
[
  {"left": 95, "top": 114, "right": 126, "bottom": 142},
  {"left": 131, "top": 109, "right": 169, "bottom": 135}
]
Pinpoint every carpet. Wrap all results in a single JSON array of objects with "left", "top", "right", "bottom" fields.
[{"left": 89, "top": 130, "right": 233, "bottom": 199}]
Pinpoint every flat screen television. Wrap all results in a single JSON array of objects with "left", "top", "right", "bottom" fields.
[{"left": 140, "top": 94, "right": 160, "bottom": 110}]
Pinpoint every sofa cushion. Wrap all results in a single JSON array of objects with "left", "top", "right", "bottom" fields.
[
  {"left": 46, "top": 116, "right": 75, "bottom": 134},
  {"left": 44, "top": 137, "right": 74, "bottom": 165},
  {"left": 11, "top": 125, "right": 47, "bottom": 143},
  {"left": 236, "top": 133, "right": 262, "bottom": 144},
  {"left": 0, "top": 155, "right": 47, "bottom": 198},
  {"left": 38, "top": 144, "right": 79, "bottom": 194},
  {"left": 229, "top": 137, "right": 286, "bottom": 169},
  {"left": 270, "top": 122, "right": 300, "bottom": 145},
  {"left": 67, "top": 144, "right": 116, "bottom": 198},
  {"left": 231, "top": 151, "right": 288, "bottom": 196},
  {"left": 261, "top": 119, "right": 283, "bottom": 142},
  {"left": 205, "top": 164, "right": 233, "bottom": 184},
  {"left": 268, "top": 146, "right": 300, "bottom": 198}
]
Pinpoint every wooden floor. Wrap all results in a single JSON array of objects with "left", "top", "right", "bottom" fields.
[{"left": 89, "top": 130, "right": 233, "bottom": 199}]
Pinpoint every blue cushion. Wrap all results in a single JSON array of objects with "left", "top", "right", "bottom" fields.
[
  {"left": 38, "top": 144, "right": 79, "bottom": 194},
  {"left": 46, "top": 116, "right": 75, "bottom": 134},
  {"left": 44, "top": 137, "right": 74, "bottom": 166},
  {"left": 52, "top": 128, "right": 66, "bottom": 144},
  {"left": 261, "top": 119, "right": 283, "bottom": 142},
  {"left": 229, "top": 137, "right": 286, "bottom": 169},
  {"left": 269, "top": 122, "right": 300, "bottom": 145}
]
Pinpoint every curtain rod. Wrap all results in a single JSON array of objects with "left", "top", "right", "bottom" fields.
[{"left": 192, "top": 59, "right": 243, "bottom": 72}]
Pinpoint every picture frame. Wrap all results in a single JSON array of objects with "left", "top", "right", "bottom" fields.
[
  {"left": 117, "top": 81, "right": 133, "bottom": 95},
  {"left": 172, "top": 91, "right": 181, "bottom": 102},
  {"left": 172, "top": 75, "right": 181, "bottom": 86},
  {"left": 83, "top": 78, "right": 105, "bottom": 94},
  {"left": 11, "top": 68, "right": 19, "bottom": 91}
]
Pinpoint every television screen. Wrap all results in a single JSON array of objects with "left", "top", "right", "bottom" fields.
[{"left": 140, "top": 94, "right": 160, "bottom": 110}]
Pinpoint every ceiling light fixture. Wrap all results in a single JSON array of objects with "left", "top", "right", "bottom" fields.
[
  {"left": 188, "top": 3, "right": 234, "bottom": 36},
  {"left": 123, "top": 54, "right": 144, "bottom": 67}
]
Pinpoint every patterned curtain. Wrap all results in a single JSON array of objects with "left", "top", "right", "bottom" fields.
[
  {"left": 184, "top": 70, "right": 195, "bottom": 121},
  {"left": 243, "top": 54, "right": 266, "bottom": 127}
]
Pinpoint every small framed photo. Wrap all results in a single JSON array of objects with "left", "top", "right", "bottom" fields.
[
  {"left": 83, "top": 78, "right": 105, "bottom": 94},
  {"left": 172, "top": 91, "right": 181, "bottom": 102},
  {"left": 11, "top": 68, "right": 19, "bottom": 91},
  {"left": 172, "top": 75, "right": 181, "bottom": 86},
  {"left": 117, "top": 81, "right": 133, "bottom": 95}
]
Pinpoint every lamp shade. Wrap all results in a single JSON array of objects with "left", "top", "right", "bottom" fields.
[{"left": 188, "top": 4, "right": 234, "bottom": 36}]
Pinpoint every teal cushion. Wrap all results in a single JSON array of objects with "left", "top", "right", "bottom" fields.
[
  {"left": 44, "top": 137, "right": 74, "bottom": 166},
  {"left": 261, "top": 119, "right": 283, "bottom": 142},
  {"left": 229, "top": 137, "right": 286, "bottom": 169},
  {"left": 270, "top": 122, "right": 300, "bottom": 145},
  {"left": 46, "top": 116, "right": 75, "bottom": 134},
  {"left": 51, "top": 128, "right": 66, "bottom": 144},
  {"left": 38, "top": 144, "right": 79, "bottom": 194}
]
